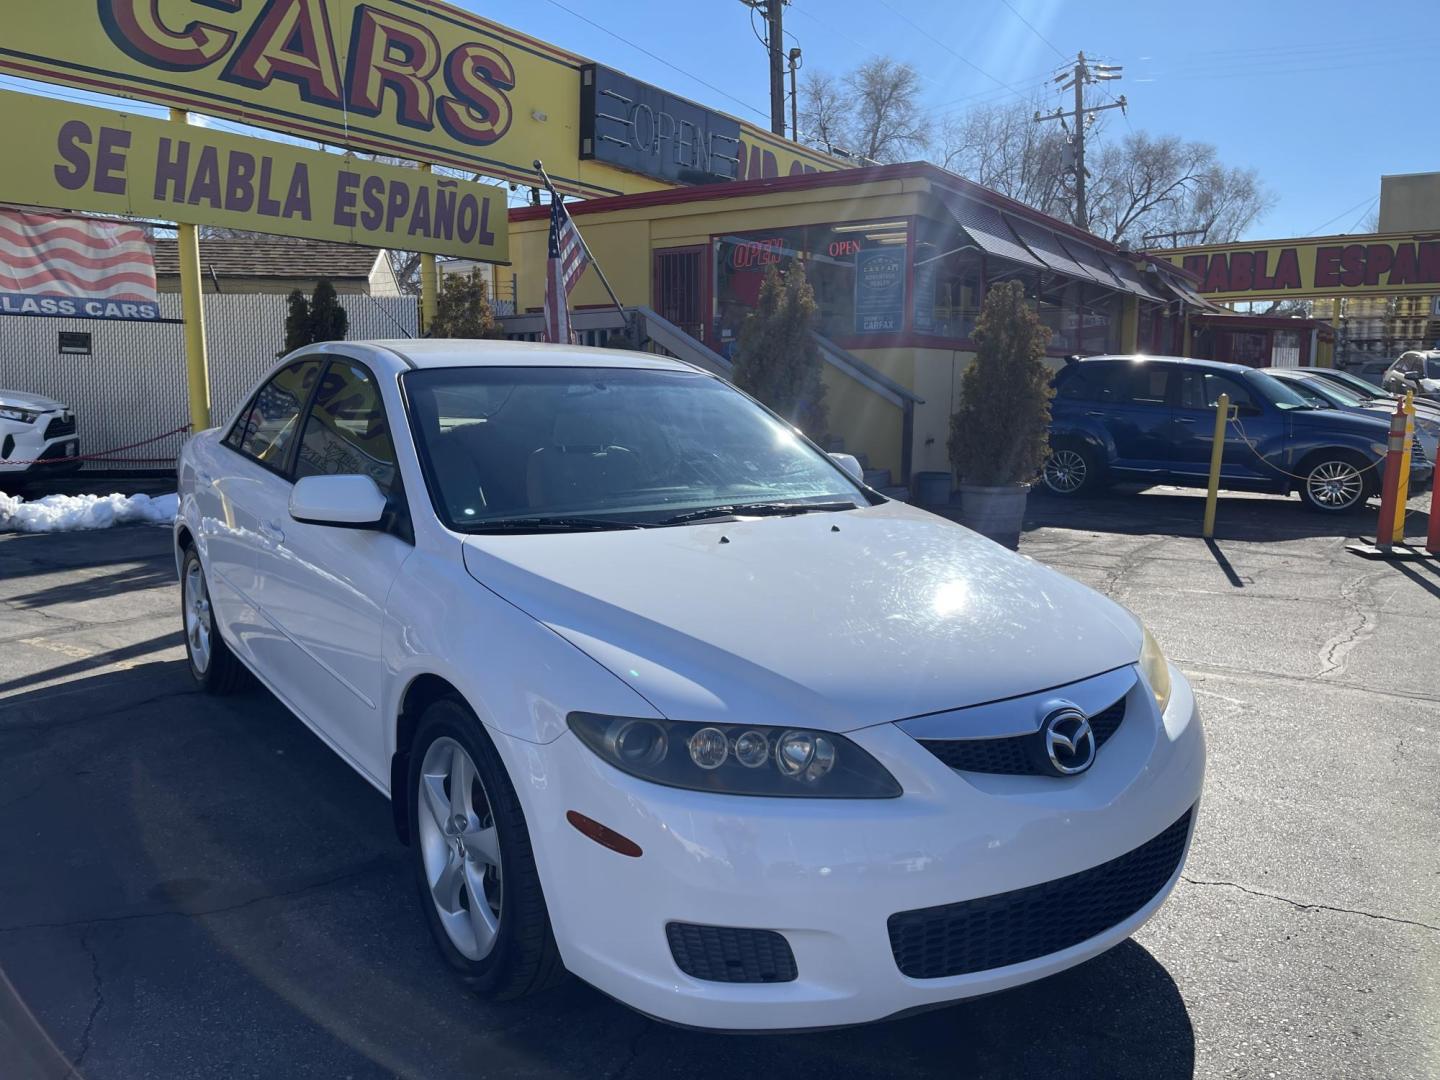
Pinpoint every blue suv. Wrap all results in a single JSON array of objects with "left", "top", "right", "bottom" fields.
[{"left": 1042, "top": 355, "right": 1433, "bottom": 513}]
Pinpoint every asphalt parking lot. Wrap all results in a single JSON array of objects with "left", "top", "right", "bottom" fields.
[{"left": 1, "top": 487, "right": 1437, "bottom": 1080}]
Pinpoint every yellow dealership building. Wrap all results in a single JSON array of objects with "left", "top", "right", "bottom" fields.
[{"left": 506, "top": 162, "right": 1210, "bottom": 487}]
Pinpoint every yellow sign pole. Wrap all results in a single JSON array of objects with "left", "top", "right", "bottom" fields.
[
  {"left": 170, "top": 108, "right": 211, "bottom": 432},
  {"left": 419, "top": 164, "right": 438, "bottom": 335},
  {"left": 1202, "top": 392, "right": 1230, "bottom": 538},
  {"left": 1390, "top": 391, "right": 1416, "bottom": 543}
]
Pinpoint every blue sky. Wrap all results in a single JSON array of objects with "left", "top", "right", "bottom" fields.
[
  {"left": 4, "top": 0, "right": 1432, "bottom": 240},
  {"left": 493, "top": 0, "right": 1437, "bottom": 240}
]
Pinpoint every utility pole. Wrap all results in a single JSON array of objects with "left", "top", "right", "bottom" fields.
[
  {"left": 788, "top": 47, "right": 802, "bottom": 142},
  {"left": 1034, "top": 52, "right": 1125, "bottom": 231},
  {"left": 741, "top": 0, "right": 789, "bottom": 137}
]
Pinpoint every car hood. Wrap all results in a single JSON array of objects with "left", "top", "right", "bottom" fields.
[
  {"left": 0, "top": 390, "right": 64, "bottom": 411},
  {"left": 1287, "top": 406, "right": 1389, "bottom": 436},
  {"left": 460, "top": 502, "right": 1143, "bottom": 732}
]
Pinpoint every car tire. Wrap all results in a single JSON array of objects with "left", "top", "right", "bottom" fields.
[
  {"left": 180, "top": 547, "right": 249, "bottom": 694},
  {"left": 1296, "top": 450, "right": 1372, "bottom": 513},
  {"left": 1041, "top": 441, "right": 1105, "bottom": 497},
  {"left": 407, "top": 696, "right": 566, "bottom": 1001}
]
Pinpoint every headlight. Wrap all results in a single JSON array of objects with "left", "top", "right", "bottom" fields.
[
  {"left": 1139, "top": 626, "right": 1173, "bottom": 714},
  {"left": 567, "top": 713, "right": 902, "bottom": 798},
  {"left": 0, "top": 406, "right": 41, "bottom": 424}
]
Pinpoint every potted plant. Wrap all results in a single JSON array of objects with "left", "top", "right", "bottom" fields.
[{"left": 948, "top": 280, "right": 1054, "bottom": 548}]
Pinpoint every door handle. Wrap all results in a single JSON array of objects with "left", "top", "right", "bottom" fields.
[
  {"left": 1085, "top": 411, "right": 1105, "bottom": 417},
  {"left": 1175, "top": 417, "right": 1197, "bottom": 424},
  {"left": 260, "top": 520, "right": 285, "bottom": 544}
]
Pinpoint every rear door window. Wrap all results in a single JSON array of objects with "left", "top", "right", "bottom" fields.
[
  {"left": 1126, "top": 365, "right": 1174, "bottom": 407},
  {"left": 225, "top": 360, "right": 323, "bottom": 471},
  {"left": 294, "top": 360, "right": 399, "bottom": 497}
]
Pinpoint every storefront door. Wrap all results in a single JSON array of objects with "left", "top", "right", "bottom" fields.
[{"left": 652, "top": 246, "right": 710, "bottom": 345}]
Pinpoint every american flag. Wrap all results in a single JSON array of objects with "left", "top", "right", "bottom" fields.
[
  {"left": 542, "top": 196, "right": 590, "bottom": 344},
  {"left": 0, "top": 210, "right": 157, "bottom": 308}
]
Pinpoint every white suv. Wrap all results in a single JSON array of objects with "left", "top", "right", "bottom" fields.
[{"left": 0, "top": 391, "right": 81, "bottom": 483}]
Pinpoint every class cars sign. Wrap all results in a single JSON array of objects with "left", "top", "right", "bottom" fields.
[
  {"left": 1, "top": 88, "right": 508, "bottom": 262},
  {"left": 1, "top": 1, "right": 841, "bottom": 200},
  {"left": 1160, "top": 233, "right": 1440, "bottom": 301}
]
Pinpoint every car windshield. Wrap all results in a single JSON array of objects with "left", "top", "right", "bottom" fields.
[
  {"left": 404, "top": 366, "right": 866, "bottom": 530},
  {"left": 1319, "top": 369, "right": 1386, "bottom": 399},
  {"left": 1249, "top": 370, "right": 1314, "bottom": 410},
  {"left": 1292, "top": 377, "right": 1367, "bottom": 408}
]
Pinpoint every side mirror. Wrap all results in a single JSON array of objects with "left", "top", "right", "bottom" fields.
[
  {"left": 290, "top": 474, "right": 387, "bottom": 528},
  {"left": 829, "top": 452, "right": 864, "bottom": 482},
  {"left": 1234, "top": 402, "right": 1263, "bottom": 418}
]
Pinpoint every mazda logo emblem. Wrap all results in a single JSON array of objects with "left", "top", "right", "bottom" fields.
[{"left": 1041, "top": 707, "right": 1096, "bottom": 776}]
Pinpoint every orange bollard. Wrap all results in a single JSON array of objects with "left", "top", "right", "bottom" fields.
[
  {"left": 1374, "top": 398, "right": 1409, "bottom": 548},
  {"left": 1429, "top": 439, "right": 1440, "bottom": 555}
]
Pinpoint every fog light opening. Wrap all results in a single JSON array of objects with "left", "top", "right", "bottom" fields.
[{"left": 566, "top": 810, "right": 643, "bottom": 858}]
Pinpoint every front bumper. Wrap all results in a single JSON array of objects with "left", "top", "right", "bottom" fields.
[
  {"left": 0, "top": 413, "right": 80, "bottom": 475},
  {"left": 499, "top": 665, "right": 1205, "bottom": 1030}
]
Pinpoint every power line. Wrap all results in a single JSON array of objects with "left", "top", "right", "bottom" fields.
[
  {"left": 542, "top": 0, "right": 770, "bottom": 121},
  {"left": 1344, "top": 195, "right": 1380, "bottom": 234},
  {"left": 997, "top": 0, "right": 1066, "bottom": 61},
  {"left": 1307, "top": 194, "right": 1382, "bottom": 236},
  {"left": 873, "top": 0, "right": 1029, "bottom": 95}
]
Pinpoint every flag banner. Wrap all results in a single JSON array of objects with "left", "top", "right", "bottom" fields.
[
  {"left": 543, "top": 197, "right": 590, "bottom": 344},
  {"left": 0, "top": 209, "right": 160, "bottom": 321}
]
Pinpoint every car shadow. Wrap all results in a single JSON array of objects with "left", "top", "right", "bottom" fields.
[
  {"left": 0, "top": 662, "right": 1196, "bottom": 1080},
  {"left": 1025, "top": 484, "right": 1429, "bottom": 542}
]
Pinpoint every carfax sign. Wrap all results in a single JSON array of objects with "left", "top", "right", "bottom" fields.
[
  {"left": 853, "top": 248, "right": 905, "bottom": 334},
  {"left": 1, "top": 1, "right": 841, "bottom": 199},
  {"left": 0, "top": 88, "right": 508, "bottom": 262}
]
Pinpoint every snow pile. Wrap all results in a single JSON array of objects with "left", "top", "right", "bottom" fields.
[{"left": 0, "top": 491, "right": 179, "bottom": 533}]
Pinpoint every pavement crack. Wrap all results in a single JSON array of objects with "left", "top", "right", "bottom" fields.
[
  {"left": 72, "top": 925, "right": 105, "bottom": 1074},
  {"left": 1316, "top": 571, "right": 1382, "bottom": 679},
  {"left": 1181, "top": 876, "right": 1440, "bottom": 933},
  {"left": 0, "top": 857, "right": 400, "bottom": 935}
]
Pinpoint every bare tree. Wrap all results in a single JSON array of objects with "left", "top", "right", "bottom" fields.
[
  {"left": 844, "top": 57, "right": 928, "bottom": 163},
  {"left": 1086, "top": 133, "right": 1272, "bottom": 247},
  {"left": 799, "top": 70, "right": 848, "bottom": 150},
  {"left": 799, "top": 56, "right": 928, "bottom": 163},
  {"left": 936, "top": 100, "right": 1071, "bottom": 219}
]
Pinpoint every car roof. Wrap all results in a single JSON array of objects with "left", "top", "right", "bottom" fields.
[
  {"left": 1071, "top": 354, "right": 1256, "bottom": 376},
  {"left": 334, "top": 338, "right": 703, "bottom": 373}
]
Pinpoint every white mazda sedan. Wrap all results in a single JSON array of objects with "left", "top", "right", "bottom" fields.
[{"left": 175, "top": 340, "right": 1204, "bottom": 1031}]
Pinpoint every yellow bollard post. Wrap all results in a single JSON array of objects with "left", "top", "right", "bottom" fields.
[
  {"left": 171, "top": 108, "right": 210, "bottom": 431},
  {"left": 1389, "top": 391, "right": 1416, "bottom": 544},
  {"left": 419, "top": 164, "right": 438, "bottom": 335},
  {"left": 1202, "top": 392, "right": 1230, "bottom": 538}
]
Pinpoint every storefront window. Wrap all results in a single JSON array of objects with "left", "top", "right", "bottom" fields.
[
  {"left": 713, "top": 220, "right": 910, "bottom": 353},
  {"left": 912, "top": 219, "right": 982, "bottom": 341},
  {"left": 984, "top": 269, "right": 1120, "bottom": 354}
]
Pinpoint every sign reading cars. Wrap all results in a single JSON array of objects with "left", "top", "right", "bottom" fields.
[
  {"left": 0, "top": 88, "right": 507, "bottom": 263},
  {"left": 2, "top": 0, "right": 601, "bottom": 195}
]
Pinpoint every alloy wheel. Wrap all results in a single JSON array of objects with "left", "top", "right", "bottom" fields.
[
  {"left": 417, "top": 737, "right": 503, "bottom": 961},
  {"left": 1043, "top": 449, "right": 1088, "bottom": 494},
  {"left": 183, "top": 561, "right": 212, "bottom": 673},
  {"left": 1306, "top": 460, "right": 1364, "bottom": 510}
]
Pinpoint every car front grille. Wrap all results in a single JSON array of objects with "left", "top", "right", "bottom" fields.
[
  {"left": 917, "top": 696, "right": 1126, "bottom": 775},
  {"left": 887, "top": 806, "right": 1194, "bottom": 979},
  {"left": 43, "top": 414, "right": 76, "bottom": 439},
  {"left": 666, "top": 922, "right": 798, "bottom": 984}
]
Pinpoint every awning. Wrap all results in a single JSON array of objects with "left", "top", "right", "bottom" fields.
[
  {"left": 941, "top": 194, "right": 1044, "bottom": 270},
  {"left": 1103, "top": 254, "right": 1168, "bottom": 302},
  {"left": 1003, "top": 214, "right": 1092, "bottom": 280},
  {"left": 1154, "top": 267, "right": 1226, "bottom": 313},
  {"left": 1057, "top": 235, "right": 1126, "bottom": 290}
]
